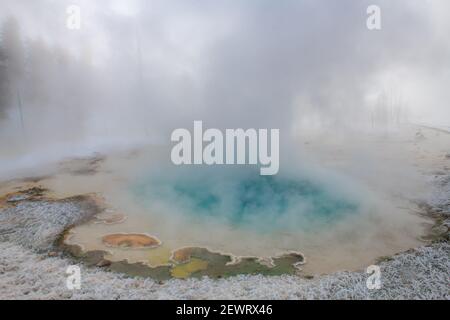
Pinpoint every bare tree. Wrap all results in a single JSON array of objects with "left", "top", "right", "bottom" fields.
[
  {"left": 0, "top": 17, "right": 25, "bottom": 119},
  {"left": 0, "top": 47, "right": 9, "bottom": 117}
]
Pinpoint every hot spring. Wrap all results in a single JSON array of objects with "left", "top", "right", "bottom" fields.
[
  {"left": 132, "top": 167, "right": 359, "bottom": 234},
  {"left": 60, "top": 143, "right": 428, "bottom": 277}
]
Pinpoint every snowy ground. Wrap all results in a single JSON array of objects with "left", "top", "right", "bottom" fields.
[
  {"left": 0, "top": 239, "right": 448, "bottom": 300},
  {"left": 0, "top": 174, "right": 448, "bottom": 300},
  {"left": 0, "top": 125, "right": 449, "bottom": 300}
]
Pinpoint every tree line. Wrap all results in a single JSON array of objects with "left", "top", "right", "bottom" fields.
[{"left": 0, "top": 16, "right": 95, "bottom": 134}]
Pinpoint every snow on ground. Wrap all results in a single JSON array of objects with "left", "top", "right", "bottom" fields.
[
  {"left": 0, "top": 137, "right": 449, "bottom": 299},
  {"left": 0, "top": 240, "right": 448, "bottom": 300},
  {"left": 0, "top": 176, "right": 449, "bottom": 300},
  {"left": 0, "top": 197, "right": 98, "bottom": 251}
]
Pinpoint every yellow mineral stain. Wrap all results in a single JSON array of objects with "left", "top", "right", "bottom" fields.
[
  {"left": 147, "top": 246, "right": 173, "bottom": 266},
  {"left": 171, "top": 258, "right": 208, "bottom": 279}
]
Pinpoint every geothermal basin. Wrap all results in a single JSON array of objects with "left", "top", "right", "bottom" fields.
[{"left": 20, "top": 125, "right": 443, "bottom": 279}]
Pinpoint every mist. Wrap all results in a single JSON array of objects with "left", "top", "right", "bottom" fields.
[{"left": 0, "top": 0, "right": 449, "bottom": 175}]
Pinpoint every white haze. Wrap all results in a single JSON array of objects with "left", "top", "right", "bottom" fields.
[{"left": 0, "top": 0, "right": 449, "bottom": 176}]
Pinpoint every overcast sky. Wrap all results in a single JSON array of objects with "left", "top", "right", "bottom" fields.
[{"left": 1, "top": 0, "right": 449, "bottom": 139}]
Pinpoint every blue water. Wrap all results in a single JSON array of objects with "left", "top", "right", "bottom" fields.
[{"left": 132, "top": 167, "right": 359, "bottom": 232}]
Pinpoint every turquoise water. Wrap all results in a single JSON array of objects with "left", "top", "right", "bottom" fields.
[{"left": 132, "top": 167, "right": 359, "bottom": 232}]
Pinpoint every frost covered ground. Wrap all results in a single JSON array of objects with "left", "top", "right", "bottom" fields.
[
  {"left": 0, "top": 179, "right": 448, "bottom": 300},
  {"left": 0, "top": 240, "right": 448, "bottom": 300},
  {"left": 0, "top": 143, "right": 449, "bottom": 299}
]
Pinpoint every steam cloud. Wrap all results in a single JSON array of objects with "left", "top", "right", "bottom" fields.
[{"left": 0, "top": 0, "right": 449, "bottom": 171}]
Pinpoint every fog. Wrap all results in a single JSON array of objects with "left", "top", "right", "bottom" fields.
[{"left": 0, "top": 0, "right": 449, "bottom": 172}]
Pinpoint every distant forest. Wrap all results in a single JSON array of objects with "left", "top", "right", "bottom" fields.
[{"left": 0, "top": 16, "right": 94, "bottom": 122}]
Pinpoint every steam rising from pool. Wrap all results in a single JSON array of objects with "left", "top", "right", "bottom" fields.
[
  {"left": 132, "top": 167, "right": 360, "bottom": 233},
  {"left": 56, "top": 142, "right": 431, "bottom": 275}
]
